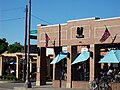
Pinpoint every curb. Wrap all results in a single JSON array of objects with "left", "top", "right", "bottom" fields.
[{"left": 0, "top": 80, "right": 24, "bottom": 83}]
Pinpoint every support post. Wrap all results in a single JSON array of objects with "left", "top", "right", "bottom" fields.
[
  {"left": 66, "top": 46, "right": 72, "bottom": 88},
  {"left": 90, "top": 44, "right": 95, "bottom": 81}
]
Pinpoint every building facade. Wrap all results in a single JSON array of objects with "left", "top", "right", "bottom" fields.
[
  {"left": 0, "top": 53, "right": 37, "bottom": 80},
  {"left": 36, "top": 17, "right": 120, "bottom": 89}
]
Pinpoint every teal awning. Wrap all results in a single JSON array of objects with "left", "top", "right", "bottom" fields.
[
  {"left": 50, "top": 52, "right": 68, "bottom": 64},
  {"left": 10, "top": 60, "right": 16, "bottom": 64},
  {"left": 72, "top": 51, "right": 90, "bottom": 65},
  {"left": 99, "top": 50, "right": 120, "bottom": 63}
]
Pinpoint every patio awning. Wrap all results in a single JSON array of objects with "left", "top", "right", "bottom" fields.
[
  {"left": 72, "top": 51, "right": 90, "bottom": 65},
  {"left": 99, "top": 50, "right": 120, "bottom": 63},
  {"left": 50, "top": 52, "right": 68, "bottom": 64},
  {"left": 9, "top": 60, "right": 16, "bottom": 64}
]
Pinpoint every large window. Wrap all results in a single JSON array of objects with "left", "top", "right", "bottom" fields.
[
  {"left": 55, "top": 58, "right": 67, "bottom": 80},
  {"left": 72, "top": 60, "right": 90, "bottom": 81}
]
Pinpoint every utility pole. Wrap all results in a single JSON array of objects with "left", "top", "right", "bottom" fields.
[
  {"left": 23, "top": 5, "right": 28, "bottom": 82},
  {"left": 25, "top": 0, "right": 32, "bottom": 88}
]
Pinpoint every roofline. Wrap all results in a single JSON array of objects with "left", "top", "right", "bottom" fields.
[
  {"left": 95, "top": 16, "right": 120, "bottom": 21},
  {"left": 67, "top": 17, "right": 100, "bottom": 22},
  {"left": 38, "top": 23, "right": 67, "bottom": 28},
  {"left": 37, "top": 16, "right": 120, "bottom": 27}
]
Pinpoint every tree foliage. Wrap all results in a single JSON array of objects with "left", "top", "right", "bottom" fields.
[
  {"left": 0, "top": 38, "right": 8, "bottom": 54},
  {"left": 8, "top": 42, "right": 24, "bottom": 53}
]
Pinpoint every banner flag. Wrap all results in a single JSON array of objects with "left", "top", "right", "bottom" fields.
[
  {"left": 45, "top": 33, "right": 50, "bottom": 48},
  {"left": 100, "top": 27, "right": 110, "bottom": 42}
]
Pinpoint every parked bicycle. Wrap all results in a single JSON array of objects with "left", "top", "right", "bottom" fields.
[{"left": 89, "top": 73, "right": 112, "bottom": 90}]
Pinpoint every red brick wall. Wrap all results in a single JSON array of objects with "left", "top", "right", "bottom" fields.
[
  {"left": 72, "top": 81, "right": 89, "bottom": 90},
  {"left": 38, "top": 17, "right": 120, "bottom": 47}
]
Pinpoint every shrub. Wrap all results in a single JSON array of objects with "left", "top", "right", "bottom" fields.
[
  {"left": 6, "top": 76, "right": 10, "bottom": 80},
  {"left": 0, "top": 75, "right": 17, "bottom": 80},
  {"left": 3, "top": 75, "right": 7, "bottom": 79},
  {"left": 12, "top": 76, "right": 17, "bottom": 80}
]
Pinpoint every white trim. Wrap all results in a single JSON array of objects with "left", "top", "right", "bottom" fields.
[
  {"left": 40, "top": 23, "right": 67, "bottom": 28},
  {"left": 42, "top": 24, "right": 59, "bottom": 28},
  {"left": 95, "top": 17, "right": 120, "bottom": 21},
  {"left": 37, "top": 24, "right": 41, "bottom": 26},
  {"left": 60, "top": 23, "right": 67, "bottom": 25},
  {"left": 67, "top": 17, "right": 98, "bottom": 22}
]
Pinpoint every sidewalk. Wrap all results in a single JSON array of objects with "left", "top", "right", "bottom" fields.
[
  {"left": 13, "top": 82, "right": 88, "bottom": 90},
  {"left": 0, "top": 80, "right": 88, "bottom": 90},
  {"left": 14, "top": 86, "right": 87, "bottom": 90}
]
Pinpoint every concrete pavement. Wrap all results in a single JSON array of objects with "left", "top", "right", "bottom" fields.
[
  {"left": 0, "top": 81, "right": 88, "bottom": 90},
  {"left": 14, "top": 85, "right": 87, "bottom": 90},
  {"left": 14, "top": 82, "right": 87, "bottom": 90}
]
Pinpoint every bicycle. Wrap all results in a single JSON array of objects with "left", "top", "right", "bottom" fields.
[
  {"left": 89, "top": 74, "right": 112, "bottom": 90},
  {"left": 89, "top": 79, "right": 109, "bottom": 90}
]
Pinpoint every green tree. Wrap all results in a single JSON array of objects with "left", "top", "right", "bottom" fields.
[
  {"left": 0, "top": 38, "right": 8, "bottom": 54},
  {"left": 8, "top": 42, "right": 23, "bottom": 53}
]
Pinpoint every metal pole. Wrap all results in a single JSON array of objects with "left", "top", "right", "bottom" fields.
[
  {"left": 23, "top": 5, "right": 28, "bottom": 82},
  {"left": 59, "top": 24, "right": 61, "bottom": 46},
  {"left": 25, "top": 0, "right": 32, "bottom": 88}
]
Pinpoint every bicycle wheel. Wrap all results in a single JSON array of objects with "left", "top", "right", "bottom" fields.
[
  {"left": 99, "top": 82, "right": 108, "bottom": 90},
  {"left": 89, "top": 80, "right": 98, "bottom": 90}
]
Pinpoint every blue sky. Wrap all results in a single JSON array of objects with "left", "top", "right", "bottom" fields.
[{"left": 0, "top": 0, "right": 120, "bottom": 45}]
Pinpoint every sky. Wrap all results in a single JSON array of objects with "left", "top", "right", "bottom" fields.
[{"left": 0, "top": 0, "right": 120, "bottom": 45}]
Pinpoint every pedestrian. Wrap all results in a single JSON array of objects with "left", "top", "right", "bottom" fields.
[{"left": 10, "top": 68, "right": 15, "bottom": 76}]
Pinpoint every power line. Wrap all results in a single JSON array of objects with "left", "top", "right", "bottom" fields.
[
  {"left": 0, "top": 17, "right": 24, "bottom": 22},
  {"left": 0, "top": 7, "right": 53, "bottom": 25},
  {"left": 32, "top": 14, "right": 53, "bottom": 25},
  {"left": 0, "top": 7, "right": 24, "bottom": 12}
]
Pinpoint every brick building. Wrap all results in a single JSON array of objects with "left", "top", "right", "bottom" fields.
[{"left": 36, "top": 17, "right": 120, "bottom": 89}]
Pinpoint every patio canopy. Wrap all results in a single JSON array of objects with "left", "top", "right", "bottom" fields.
[
  {"left": 50, "top": 52, "right": 68, "bottom": 64},
  {"left": 9, "top": 60, "right": 16, "bottom": 64},
  {"left": 99, "top": 50, "right": 120, "bottom": 63},
  {"left": 72, "top": 51, "right": 90, "bottom": 65}
]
